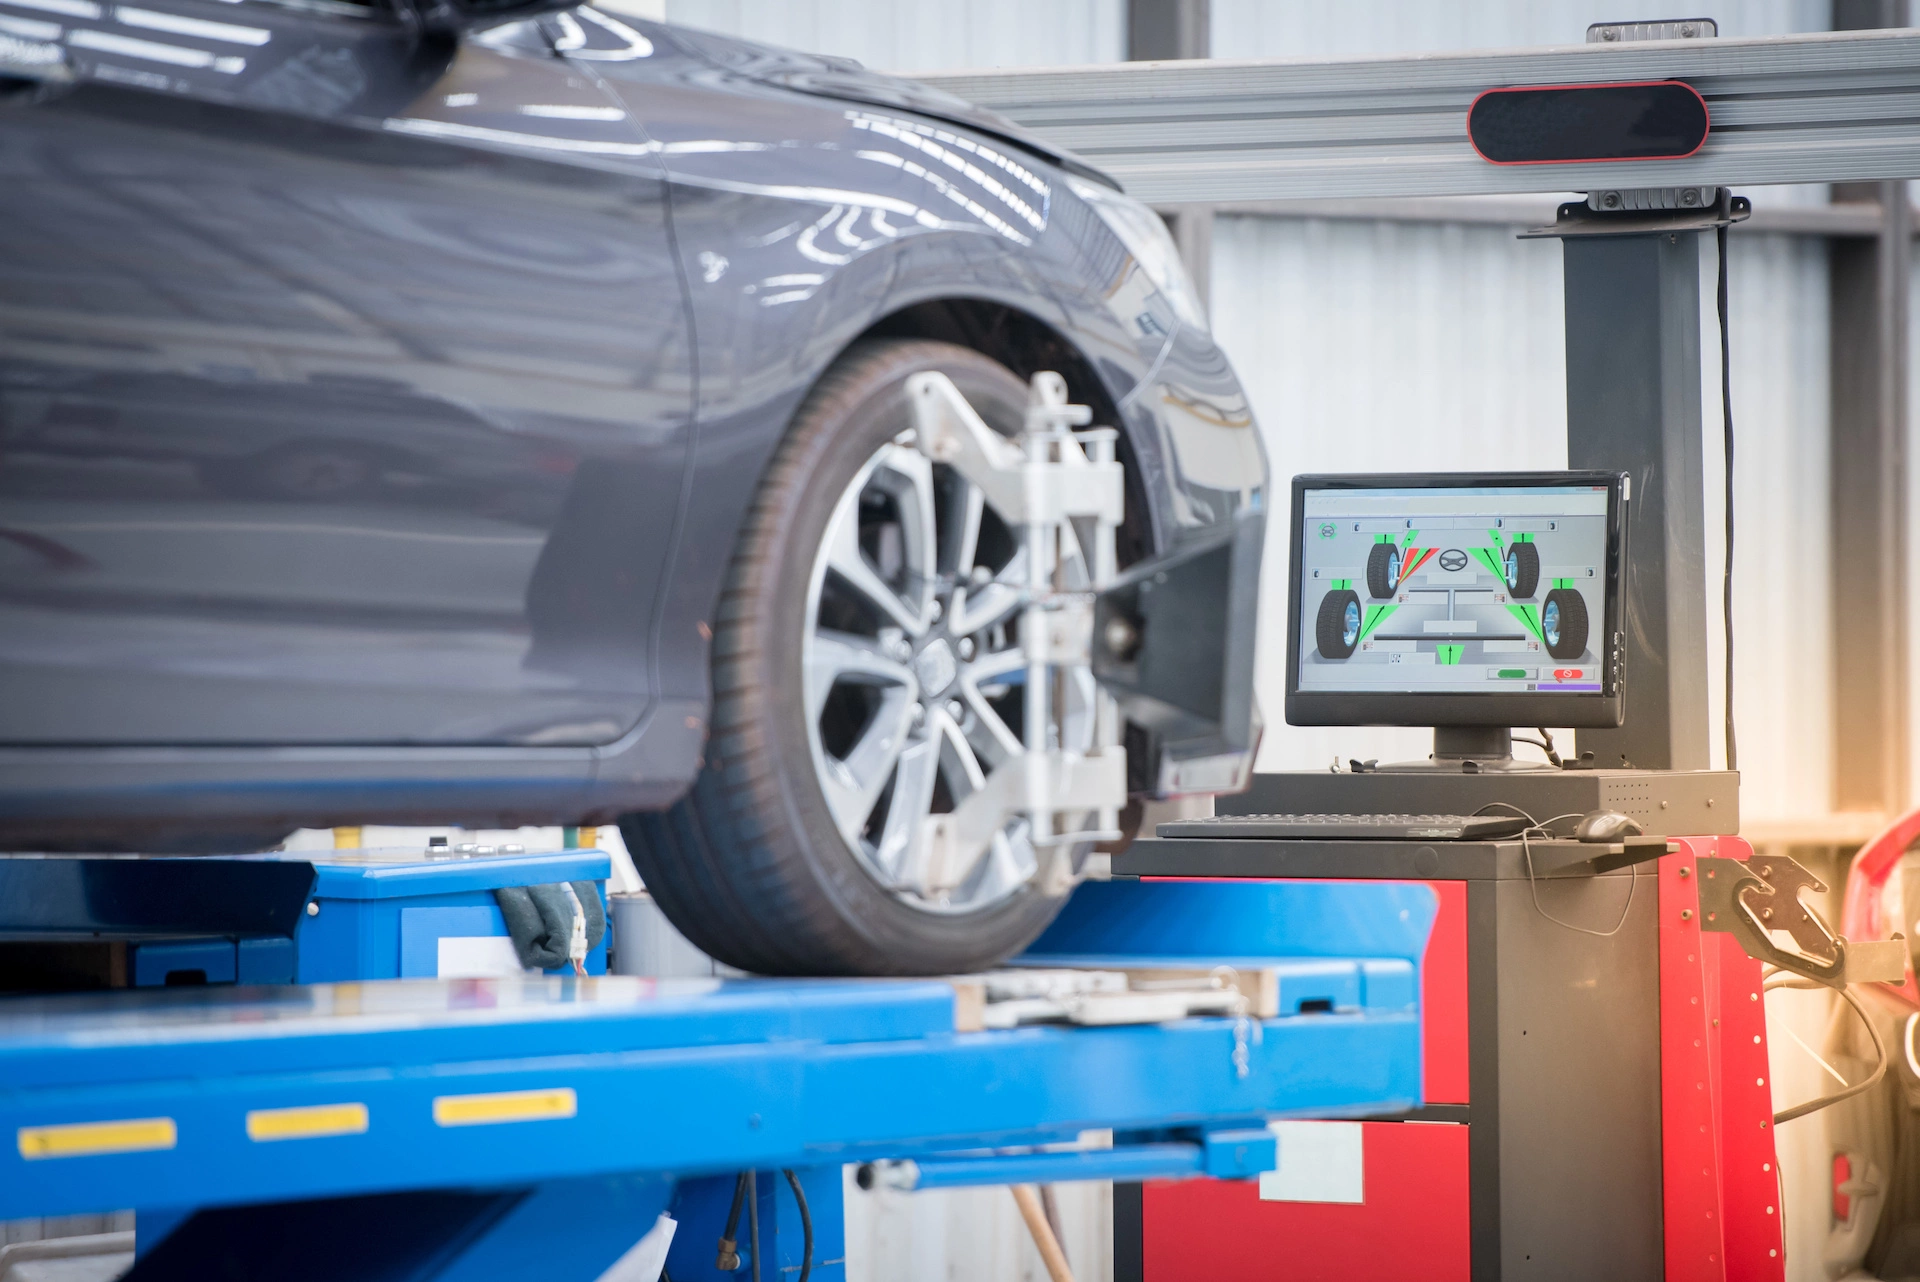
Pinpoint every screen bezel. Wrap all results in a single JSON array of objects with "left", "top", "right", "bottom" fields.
[{"left": 1284, "top": 470, "right": 1628, "bottom": 729}]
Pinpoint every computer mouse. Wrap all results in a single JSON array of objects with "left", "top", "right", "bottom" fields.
[{"left": 1575, "top": 810, "right": 1644, "bottom": 843}]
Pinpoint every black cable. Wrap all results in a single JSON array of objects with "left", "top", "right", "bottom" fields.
[
  {"left": 1474, "top": 802, "right": 1638, "bottom": 936},
  {"left": 1766, "top": 975, "right": 1887, "bottom": 1124},
  {"left": 783, "top": 1169, "right": 814, "bottom": 1282},
  {"left": 717, "top": 1171, "right": 749, "bottom": 1271},
  {"left": 748, "top": 1169, "right": 761, "bottom": 1282},
  {"left": 1510, "top": 728, "right": 1562, "bottom": 768},
  {"left": 1717, "top": 220, "right": 1738, "bottom": 773}
]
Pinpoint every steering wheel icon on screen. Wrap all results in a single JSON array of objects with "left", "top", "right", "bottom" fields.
[{"left": 1437, "top": 549, "right": 1469, "bottom": 571}]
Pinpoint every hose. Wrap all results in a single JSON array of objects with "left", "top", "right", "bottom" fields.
[
  {"left": 1766, "top": 976, "right": 1887, "bottom": 1125},
  {"left": 782, "top": 1169, "right": 813, "bottom": 1282}
]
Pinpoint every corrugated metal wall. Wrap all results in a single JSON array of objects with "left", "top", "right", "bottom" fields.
[{"left": 1210, "top": 214, "right": 1572, "bottom": 772}]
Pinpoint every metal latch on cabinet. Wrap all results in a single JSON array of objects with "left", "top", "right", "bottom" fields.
[{"left": 1694, "top": 855, "right": 1906, "bottom": 987}]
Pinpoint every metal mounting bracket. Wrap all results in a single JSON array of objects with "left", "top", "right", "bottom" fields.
[
  {"left": 1521, "top": 188, "right": 1751, "bottom": 240},
  {"left": 906, "top": 371, "right": 1128, "bottom": 892},
  {"left": 1695, "top": 854, "right": 1906, "bottom": 988}
]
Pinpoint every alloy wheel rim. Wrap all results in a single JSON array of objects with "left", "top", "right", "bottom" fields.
[{"left": 800, "top": 433, "right": 1097, "bottom": 913}]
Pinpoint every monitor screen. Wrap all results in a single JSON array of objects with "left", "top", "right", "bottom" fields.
[{"left": 1285, "top": 472, "right": 1627, "bottom": 728}]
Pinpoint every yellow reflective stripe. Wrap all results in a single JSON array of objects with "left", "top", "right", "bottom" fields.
[
  {"left": 18, "top": 1117, "right": 176, "bottom": 1160},
  {"left": 433, "top": 1087, "right": 576, "bottom": 1127},
  {"left": 246, "top": 1103, "right": 368, "bottom": 1142}
]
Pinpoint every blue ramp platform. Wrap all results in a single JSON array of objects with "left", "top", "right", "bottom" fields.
[{"left": 0, "top": 876, "right": 1436, "bottom": 1281}]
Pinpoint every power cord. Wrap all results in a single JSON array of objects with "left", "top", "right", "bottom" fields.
[
  {"left": 1474, "top": 802, "right": 1638, "bottom": 937},
  {"left": 1717, "top": 221, "right": 1739, "bottom": 773},
  {"left": 1765, "top": 972, "right": 1887, "bottom": 1124},
  {"left": 715, "top": 1169, "right": 813, "bottom": 1280},
  {"left": 748, "top": 1170, "right": 761, "bottom": 1282},
  {"left": 717, "top": 1172, "right": 750, "bottom": 1272},
  {"left": 782, "top": 1169, "right": 814, "bottom": 1282},
  {"left": 1510, "top": 728, "right": 1563, "bottom": 768}
]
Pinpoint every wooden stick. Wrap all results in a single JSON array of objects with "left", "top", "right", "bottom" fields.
[{"left": 1010, "top": 1184, "right": 1075, "bottom": 1282}]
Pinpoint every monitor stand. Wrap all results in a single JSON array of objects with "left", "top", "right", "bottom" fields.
[{"left": 1375, "top": 726, "right": 1558, "bottom": 773}]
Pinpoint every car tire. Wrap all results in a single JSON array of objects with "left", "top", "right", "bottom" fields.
[
  {"left": 1365, "top": 543, "right": 1400, "bottom": 598},
  {"left": 1316, "top": 588, "right": 1362, "bottom": 659},
  {"left": 621, "top": 340, "right": 1081, "bottom": 976},
  {"left": 1505, "top": 541, "right": 1540, "bottom": 599},
  {"left": 1542, "top": 587, "right": 1589, "bottom": 661}
]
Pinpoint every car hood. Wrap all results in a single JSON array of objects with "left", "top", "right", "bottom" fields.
[{"left": 658, "top": 22, "right": 1120, "bottom": 191}]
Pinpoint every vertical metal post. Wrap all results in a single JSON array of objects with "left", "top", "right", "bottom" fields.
[
  {"left": 1126, "top": 0, "right": 1208, "bottom": 60},
  {"left": 1564, "top": 232, "right": 1712, "bottom": 770},
  {"left": 1167, "top": 205, "right": 1213, "bottom": 315},
  {"left": 1831, "top": 0, "right": 1911, "bottom": 813}
]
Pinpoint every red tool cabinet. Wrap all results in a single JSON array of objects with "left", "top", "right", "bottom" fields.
[{"left": 1113, "top": 836, "right": 1781, "bottom": 1282}]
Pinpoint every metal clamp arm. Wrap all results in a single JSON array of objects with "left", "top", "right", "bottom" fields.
[{"left": 1696, "top": 855, "right": 1905, "bottom": 988}]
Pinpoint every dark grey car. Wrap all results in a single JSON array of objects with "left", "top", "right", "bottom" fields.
[{"left": 0, "top": 0, "right": 1267, "bottom": 973}]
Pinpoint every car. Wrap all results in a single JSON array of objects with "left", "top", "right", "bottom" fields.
[{"left": 0, "top": 0, "right": 1268, "bottom": 974}]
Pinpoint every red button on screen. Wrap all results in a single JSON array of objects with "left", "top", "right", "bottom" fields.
[{"left": 1554, "top": 668, "right": 1584, "bottom": 680}]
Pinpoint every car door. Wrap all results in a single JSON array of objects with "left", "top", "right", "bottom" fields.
[{"left": 0, "top": 0, "right": 693, "bottom": 747}]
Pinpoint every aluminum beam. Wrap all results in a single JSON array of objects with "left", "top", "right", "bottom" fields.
[{"left": 924, "top": 29, "right": 1920, "bottom": 202}]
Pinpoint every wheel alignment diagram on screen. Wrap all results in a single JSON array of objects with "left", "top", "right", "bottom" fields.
[{"left": 1315, "top": 527, "right": 1588, "bottom": 661}]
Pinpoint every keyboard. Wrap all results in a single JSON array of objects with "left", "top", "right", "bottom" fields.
[{"left": 1157, "top": 812, "right": 1532, "bottom": 841}]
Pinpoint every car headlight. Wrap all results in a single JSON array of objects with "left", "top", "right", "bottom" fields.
[{"left": 1067, "top": 175, "right": 1208, "bottom": 334}]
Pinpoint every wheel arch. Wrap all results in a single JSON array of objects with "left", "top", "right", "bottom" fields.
[{"left": 855, "top": 296, "right": 1160, "bottom": 569}]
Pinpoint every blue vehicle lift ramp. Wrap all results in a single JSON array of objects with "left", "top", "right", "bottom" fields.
[{"left": 0, "top": 877, "right": 1435, "bottom": 1281}]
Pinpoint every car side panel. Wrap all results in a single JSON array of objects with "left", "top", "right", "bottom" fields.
[{"left": 0, "top": 14, "right": 693, "bottom": 750}]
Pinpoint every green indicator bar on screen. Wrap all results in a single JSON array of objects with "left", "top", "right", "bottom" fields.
[
  {"left": 1359, "top": 603, "right": 1398, "bottom": 642},
  {"left": 1497, "top": 668, "right": 1527, "bottom": 679},
  {"left": 1437, "top": 644, "right": 1464, "bottom": 665},
  {"left": 1507, "top": 603, "right": 1542, "bottom": 642}
]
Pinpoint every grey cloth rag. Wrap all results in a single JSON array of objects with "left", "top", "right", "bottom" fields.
[{"left": 493, "top": 881, "right": 607, "bottom": 971}]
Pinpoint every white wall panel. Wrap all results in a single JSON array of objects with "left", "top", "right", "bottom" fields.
[
  {"left": 663, "top": 0, "right": 1124, "bottom": 73},
  {"left": 844, "top": 1171, "right": 1110, "bottom": 1282},
  {"left": 1210, "top": 214, "right": 1569, "bottom": 771}
]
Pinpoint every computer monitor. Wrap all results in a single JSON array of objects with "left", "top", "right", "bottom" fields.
[{"left": 1285, "top": 471, "right": 1627, "bottom": 746}]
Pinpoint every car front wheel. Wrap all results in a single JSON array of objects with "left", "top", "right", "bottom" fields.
[{"left": 621, "top": 340, "right": 1096, "bottom": 976}]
